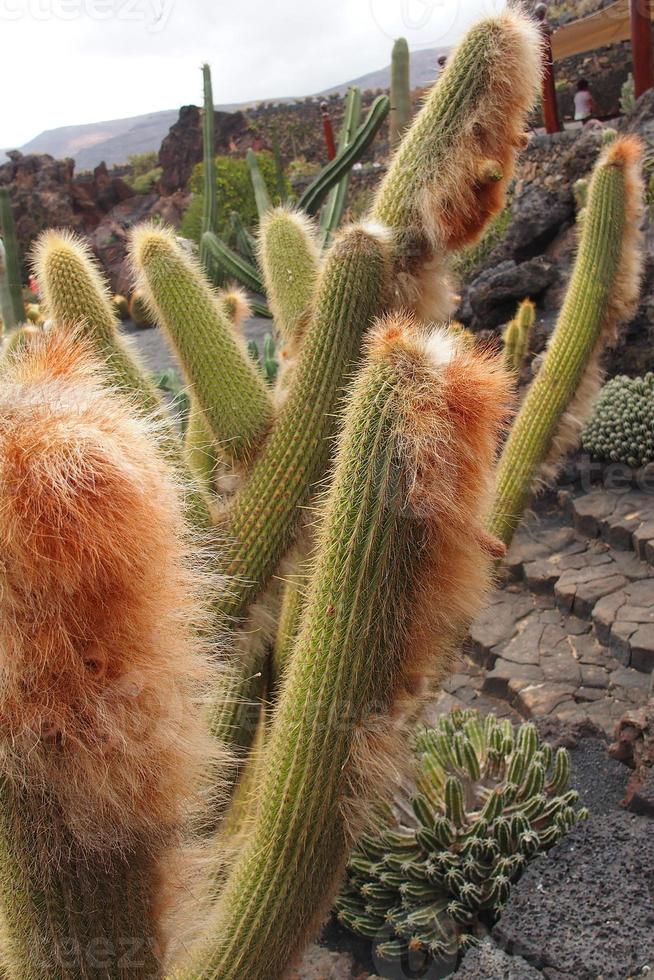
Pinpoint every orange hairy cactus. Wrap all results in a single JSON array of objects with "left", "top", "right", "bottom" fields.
[{"left": 0, "top": 329, "right": 218, "bottom": 853}]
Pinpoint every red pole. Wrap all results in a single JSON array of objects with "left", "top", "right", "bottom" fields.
[
  {"left": 535, "top": 4, "right": 562, "bottom": 134},
  {"left": 320, "top": 102, "right": 336, "bottom": 161},
  {"left": 631, "top": 0, "right": 654, "bottom": 99}
]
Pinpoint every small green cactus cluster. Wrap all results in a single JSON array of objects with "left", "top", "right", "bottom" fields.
[
  {"left": 129, "top": 289, "right": 155, "bottom": 327},
  {"left": 582, "top": 373, "right": 654, "bottom": 468},
  {"left": 112, "top": 293, "right": 130, "bottom": 320},
  {"left": 337, "top": 710, "right": 588, "bottom": 967},
  {"left": 502, "top": 298, "right": 535, "bottom": 375}
]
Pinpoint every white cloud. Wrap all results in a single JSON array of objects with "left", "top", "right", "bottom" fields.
[{"left": 0, "top": 0, "right": 504, "bottom": 149}]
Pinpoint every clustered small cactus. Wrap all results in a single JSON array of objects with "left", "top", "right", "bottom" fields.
[
  {"left": 337, "top": 710, "right": 588, "bottom": 968},
  {"left": 582, "top": 372, "right": 654, "bottom": 468},
  {"left": 503, "top": 298, "right": 535, "bottom": 375}
]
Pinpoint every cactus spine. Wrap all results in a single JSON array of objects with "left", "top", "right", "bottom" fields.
[
  {"left": 182, "top": 319, "right": 510, "bottom": 980},
  {"left": 389, "top": 38, "right": 411, "bottom": 147},
  {"left": 199, "top": 62, "right": 218, "bottom": 273},
  {"left": 489, "top": 137, "right": 644, "bottom": 546},
  {"left": 258, "top": 207, "right": 320, "bottom": 345},
  {"left": 131, "top": 225, "right": 273, "bottom": 464},
  {"left": 0, "top": 189, "right": 24, "bottom": 328}
]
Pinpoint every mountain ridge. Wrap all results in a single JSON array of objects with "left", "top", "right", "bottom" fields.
[{"left": 5, "top": 46, "right": 447, "bottom": 170}]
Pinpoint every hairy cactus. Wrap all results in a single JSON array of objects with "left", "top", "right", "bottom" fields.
[
  {"left": 199, "top": 62, "right": 218, "bottom": 274},
  {"left": 582, "top": 373, "right": 654, "bottom": 468},
  {"left": 2, "top": 12, "right": 634, "bottom": 979},
  {"left": 0, "top": 330, "right": 217, "bottom": 977},
  {"left": 337, "top": 710, "right": 587, "bottom": 967},
  {"left": 372, "top": 11, "right": 541, "bottom": 321},
  {"left": 258, "top": 207, "right": 319, "bottom": 345},
  {"left": 489, "top": 137, "right": 644, "bottom": 546},
  {"left": 0, "top": 190, "right": 24, "bottom": 329},
  {"left": 389, "top": 38, "right": 411, "bottom": 147},
  {"left": 182, "top": 319, "right": 511, "bottom": 980}
]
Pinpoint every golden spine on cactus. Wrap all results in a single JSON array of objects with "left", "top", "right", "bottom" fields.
[
  {"left": 184, "top": 315, "right": 511, "bottom": 980},
  {"left": 32, "top": 229, "right": 212, "bottom": 528},
  {"left": 208, "top": 223, "right": 392, "bottom": 758},
  {"left": 131, "top": 224, "right": 274, "bottom": 465},
  {"left": 0, "top": 330, "right": 217, "bottom": 978},
  {"left": 489, "top": 137, "right": 645, "bottom": 546},
  {"left": 258, "top": 206, "right": 320, "bottom": 346},
  {"left": 371, "top": 10, "right": 542, "bottom": 321}
]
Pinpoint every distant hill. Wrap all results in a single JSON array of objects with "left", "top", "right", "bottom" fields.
[{"left": 3, "top": 45, "right": 448, "bottom": 171}]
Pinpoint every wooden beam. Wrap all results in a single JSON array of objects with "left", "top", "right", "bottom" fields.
[{"left": 631, "top": 0, "right": 654, "bottom": 98}]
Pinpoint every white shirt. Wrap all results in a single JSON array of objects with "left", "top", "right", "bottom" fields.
[{"left": 574, "top": 90, "right": 594, "bottom": 120}]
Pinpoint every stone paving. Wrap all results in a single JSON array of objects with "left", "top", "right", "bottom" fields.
[{"left": 430, "top": 486, "right": 654, "bottom": 738}]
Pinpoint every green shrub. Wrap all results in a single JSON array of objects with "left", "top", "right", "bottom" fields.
[
  {"left": 582, "top": 373, "right": 654, "bottom": 468},
  {"left": 127, "top": 151, "right": 159, "bottom": 177},
  {"left": 130, "top": 167, "right": 163, "bottom": 194},
  {"left": 181, "top": 152, "right": 289, "bottom": 243}
]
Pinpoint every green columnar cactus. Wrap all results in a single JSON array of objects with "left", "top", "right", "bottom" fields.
[
  {"left": 247, "top": 147, "right": 273, "bottom": 218},
  {"left": 488, "top": 137, "right": 644, "bottom": 546},
  {"left": 131, "top": 225, "right": 274, "bottom": 464},
  {"left": 320, "top": 85, "right": 363, "bottom": 247},
  {"left": 503, "top": 298, "right": 535, "bottom": 374},
  {"left": 0, "top": 241, "right": 14, "bottom": 332},
  {"left": 582, "top": 373, "right": 654, "bottom": 468},
  {"left": 199, "top": 63, "right": 218, "bottom": 273},
  {"left": 389, "top": 38, "right": 411, "bottom": 148},
  {"left": 372, "top": 11, "right": 541, "bottom": 320},
  {"left": 258, "top": 207, "right": 320, "bottom": 344},
  {"left": 33, "top": 230, "right": 212, "bottom": 527},
  {"left": 337, "top": 710, "right": 587, "bottom": 967},
  {"left": 0, "top": 329, "right": 214, "bottom": 978},
  {"left": 112, "top": 293, "right": 130, "bottom": 320},
  {"left": 0, "top": 189, "right": 24, "bottom": 327},
  {"left": 181, "top": 318, "right": 510, "bottom": 980},
  {"left": 208, "top": 224, "right": 391, "bottom": 755}
]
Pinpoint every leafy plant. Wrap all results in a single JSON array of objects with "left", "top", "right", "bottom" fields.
[{"left": 181, "top": 152, "right": 288, "bottom": 244}]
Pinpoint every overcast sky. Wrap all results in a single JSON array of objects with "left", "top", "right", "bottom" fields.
[{"left": 1, "top": 0, "right": 506, "bottom": 149}]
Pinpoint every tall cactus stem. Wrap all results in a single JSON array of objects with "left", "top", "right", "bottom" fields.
[
  {"left": 131, "top": 225, "right": 274, "bottom": 464},
  {"left": 184, "top": 316, "right": 510, "bottom": 980},
  {"left": 247, "top": 148, "right": 272, "bottom": 218},
  {"left": 0, "top": 189, "right": 24, "bottom": 327},
  {"left": 389, "top": 38, "right": 412, "bottom": 148},
  {"left": 258, "top": 207, "right": 320, "bottom": 346},
  {"left": 488, "top": 137, "right": 644, "bottom": 546},
  {"left": 199, "top": 63, "right": 218, "bottom": 273},
  {"left": 320, "top": 86, "right": 363, "bottom": 247},
  {"left": 208, "top": 224, "right": 392, "bottom": 758}
]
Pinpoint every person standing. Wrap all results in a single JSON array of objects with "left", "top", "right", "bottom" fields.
[{"left": 574, "top": 79, "right": 596, "bottom": 124}]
